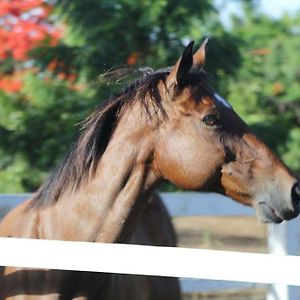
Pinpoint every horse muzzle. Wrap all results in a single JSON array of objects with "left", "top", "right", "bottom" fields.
[
  {"left": 291, "top": 181, "right": 300, "bottom": 216},
  {"left": 255, "top": 181, "right": 300, "bottom": 224}
]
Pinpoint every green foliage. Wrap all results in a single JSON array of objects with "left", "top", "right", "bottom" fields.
[
  {"left": 55, "top": 0, "right": 213, "bottom": 68},
  {"left": 0, "top": 75, "right": 96, "bottom": 191},
  {"left": 34, "top": 0, "right": 241, "bottom": 80},
  {"left": 225, "top": 8, "right": 300, "bottom": 173},
  {"left": 282, "top": 128, "right": 300, "bottom": 171}
]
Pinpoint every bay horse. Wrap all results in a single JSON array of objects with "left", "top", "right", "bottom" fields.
[
  {"left": 0, "top": 192, "right": 180, "bottom": 300},
  {"left": 1, "top": 39, "right": 300, "bottom": 299}
]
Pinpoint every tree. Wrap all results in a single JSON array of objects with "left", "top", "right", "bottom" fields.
[
  {"left": 225, "top": 5, "right": 300, "bottom": 173},
  {"left": 0, "top": 0, "right": 241, "bottom": 192},
  {"left": 0, "top": 0, "right": 61, "bottom": 92},
  {"left": 0, "top": 0, "right": 78, "bottom": 191}
]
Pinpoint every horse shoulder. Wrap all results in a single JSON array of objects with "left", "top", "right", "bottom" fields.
[{"left": 0, "top": 199, "right": 39, "bottom": 238}]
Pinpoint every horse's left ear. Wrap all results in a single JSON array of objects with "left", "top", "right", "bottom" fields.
[
  {"left": 166, "top": 41, "right": 194, "bottom": 89},
  {"left": 193, "top": 37, "right": 208, "bottom": 68}
]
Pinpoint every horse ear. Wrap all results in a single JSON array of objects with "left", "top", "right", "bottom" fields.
[
  {"left": 193, "top": 37, "right": 208, "bottom": 68},
  {"left": 167, "top": 41, "right": 194, "bottom": 89}
]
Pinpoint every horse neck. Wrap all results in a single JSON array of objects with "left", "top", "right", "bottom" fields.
[{"left": 38, "top": 104, "right": 160, "bottom": 243}]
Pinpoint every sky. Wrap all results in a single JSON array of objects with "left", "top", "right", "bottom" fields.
[
  {"left": 216, "top": 0, "right": 300, "bottom": 28},
  {"left": 260, "top": 0, "right": 300, "bottom": 18}
]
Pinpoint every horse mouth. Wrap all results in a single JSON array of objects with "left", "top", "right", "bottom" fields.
[
  {"left": 256, "top": 200, "right": 300, "bottom": 223},
  {"left": 256, "top": 202, "right": 283, "bottom": 223}
]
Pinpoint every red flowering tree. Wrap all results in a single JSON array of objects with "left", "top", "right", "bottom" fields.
[{"left": 0, "top": 0, "right": 61, "bottom": 92}]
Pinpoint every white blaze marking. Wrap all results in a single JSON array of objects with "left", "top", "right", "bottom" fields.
[{"left": 214, "top": 93, "right": 232, "bottom": 109}]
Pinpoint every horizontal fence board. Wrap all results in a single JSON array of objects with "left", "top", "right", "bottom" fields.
[
  {"left": 180, "top": 278, "right": 264, "bottom": 293},
  {"left": 0, "top": 193, "right": 255, "bottom": 218},
  {"left": 1, "top": 238, "right": 300, "bottom": 286},
  {"left": 161, "top": 192, "right": 255, "bottom": 216},
  {"left": 0, "top": 194, "right": 30, "bottom": 218}
]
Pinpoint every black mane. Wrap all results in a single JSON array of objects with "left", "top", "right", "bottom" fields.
[
  {"left": 29, "top": 69, "right": 169, "bottom": 208},
  {"left": 30, "top": 67, "right": 208, "bottom": 208}
]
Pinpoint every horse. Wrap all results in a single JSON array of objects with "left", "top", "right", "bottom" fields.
[
  {"left": 112, "top": 193, "right": 181, "bottom": 300},
  {"left": 0, "top": 192, "right": 180, "bottom": 300},
  {"left": 1, "top": 39, "right": 300, "bottom": 299}
]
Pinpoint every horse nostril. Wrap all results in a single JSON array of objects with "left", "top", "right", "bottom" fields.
[
  {"left": 291, "top": 182, "right": 300, "bottom": 212},
  {"left": 295, "top": 183, "right": 300, "bottom": 197}
]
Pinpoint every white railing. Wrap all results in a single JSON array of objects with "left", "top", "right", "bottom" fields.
[{"left": 0, "top": 193, "right": 300, "bottom": 300}]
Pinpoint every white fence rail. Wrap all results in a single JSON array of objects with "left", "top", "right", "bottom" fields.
[
  {"left": 0, "top": 193, "right": 300, "bottom": 300},
  {"left": 1, "top": 238, "right": 300, "bottom": 284}
]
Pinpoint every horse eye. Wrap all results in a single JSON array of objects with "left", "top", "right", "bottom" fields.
[{"left": 203, "top": 114, "right": 219, "bottom": 126}]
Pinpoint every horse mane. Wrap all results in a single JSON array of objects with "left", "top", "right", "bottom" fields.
[{"left": 29, "top": 68, "right": 169, "bottom": 208}]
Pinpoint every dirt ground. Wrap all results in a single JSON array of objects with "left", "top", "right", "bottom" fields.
[
  {"left": 174, "top": 216, "right": 268, "bottom": 252},
  {"left": 173, "top": 216, "right": 268, "bottom": 300}
]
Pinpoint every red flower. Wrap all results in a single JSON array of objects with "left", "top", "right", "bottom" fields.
[
  {"left": 0, "top": 76, "right": 22, "bottom": 93},
  {"left": 0, "top": 0, "right": 77, "bottom": 94},
  {"left": 0, "top": 0, "right": 62, "bottom": 61},
  {"left": 127, "top": 52, "right": 140, "bottom": 65}
]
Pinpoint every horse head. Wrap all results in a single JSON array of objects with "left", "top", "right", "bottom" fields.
[{"left": 153, "top": 40, "right": 300, "bottom": 223}]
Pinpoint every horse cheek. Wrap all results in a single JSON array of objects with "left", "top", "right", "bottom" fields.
[{"left": 155, "top": 137, "right": 221, "bottom": 190}]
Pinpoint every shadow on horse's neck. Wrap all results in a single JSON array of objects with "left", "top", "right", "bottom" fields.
[{"left": 36, "top": 101, "right": 161, "bottom": 243}]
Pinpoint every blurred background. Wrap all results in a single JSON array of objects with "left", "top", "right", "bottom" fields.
[{"left": 1, "top": 0, "right": 300, "bottom": 193}]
